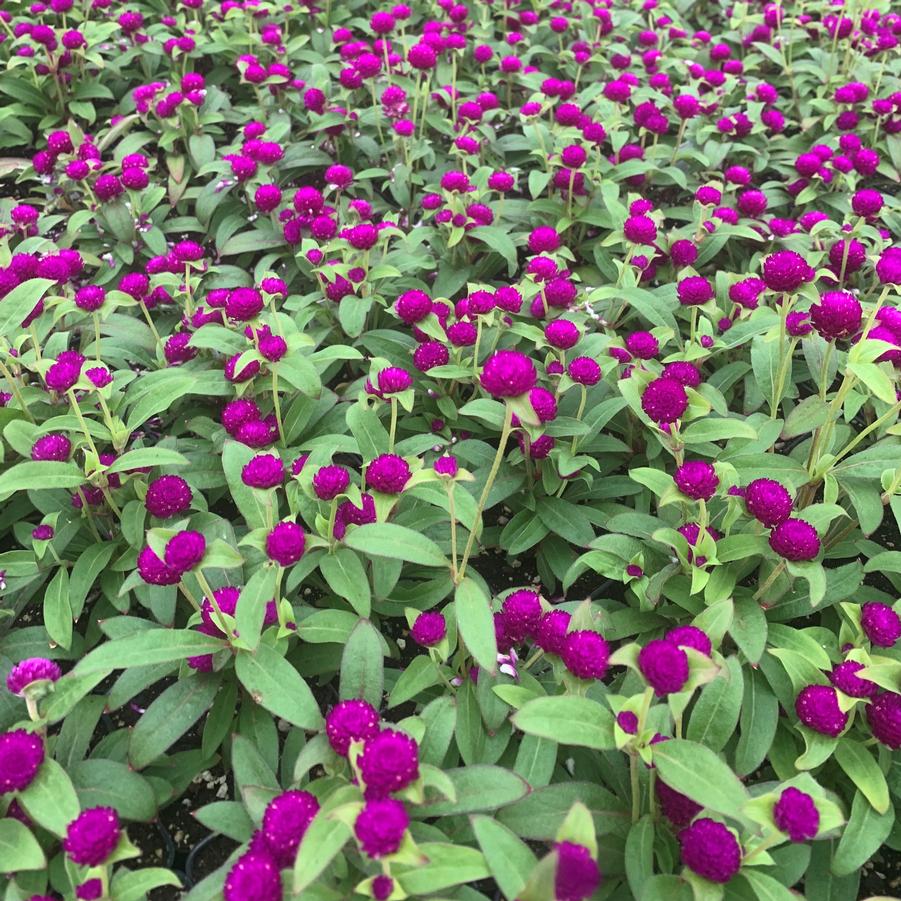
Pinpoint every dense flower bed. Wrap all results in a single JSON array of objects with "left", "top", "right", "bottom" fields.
[{"left": 0, "top": 0, "right": 900, "bottom": 898}]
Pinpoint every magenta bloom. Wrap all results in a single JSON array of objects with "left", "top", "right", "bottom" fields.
[
  {"left": 657, "top": 780, "right": 702, "bottom": 827},
  {"left": 860, "top": 602, "right": 901, "bottom": 648},
  {"left": 144, "top": 474, "right": 192, "bottom": 519},
  {"left": 164, "top": 530, "right": 206, "bottom": 573},
  {"left": 623, "top": 214, "right": 657, "bottom": 245},
  {"left": 6, "top": 658, "right": 61, "bottom": 696},
  {"left": 876, "top": 247, "right": 901, "bottom": 285},
  {"left": 326, "top": 699, "right": 381, "bottom": 756},
  {"left": 31, "top": 433, "right": 72, "bottom": 461},
  {"left": 433, "top": 456, "right": 458, "bottom": 477},
  {"left": 795, "top": 685, "right": 847, "bottom": 737},
  {"left": 641, "top": 377, "right": 688, "bottom": 423},
  {"left": 528, "top": 226, "right": 561, "bottom": 254},
  {"left": 411, "top": 611, "right": 446, "bottom": 647},
  {"left": 535, "top": 609, "right": 572, "bottom": 655},
  {"left": 137, "top": 546, "right": 182, "bottom": 586},
  {"left": 501, "top": 590, "right": 542, "bottom": 642},
  {"left": 355, "top": 799, "right": 408, "bottom": 858},
  {"left": 480, "top": 350, "right": 537, "bottom": 397},
  {"left": 395, "top": 289, "right": 431, "bottom": 324},
  {"left": 554, "top": 842, "right": 601, "bottom": 901},
  {"left": 242, "top": 454, "right": 285, "bottom": 489},
  {"left": 545, "top": 319, "right": 580, "bottom": 349},
  {"left": 762, "top": 250, "right": 812, "bottom": 293},
  {"left": 744, "top": 478, "right": 792, "bottom": 527},
  {"left": 224, "top": 853, "right": 282, "bottom": 901},
  {"left": 568, "top": 357, "right": 602, "bottom": 386},
  {"left": 679, "top": 818, "right": 741, "bottom": 884},
  {"left": 358, "top": 729, "right": 419, "bottom": 799},
  {"left": 773, "top": 787, "right": 819, "bottom": 842},
  {"left": 366, "top": 454, "right": 411, "bottom": 494},
  {"left": 810, "top": 291, "right": 862, "bottom": 340},
  {"left": 769, "top": 519, "right": 820, "bottom": 561},
  {"left": 63, "top": 807, "right": 121, "bottom": 866},
  {"left": 266, "top": 522, "right": 305, "bottom": 566},
  {"left": 666, "top": 625, "right": 711, "bottom": 656},
  {"left": 562, "top": 630, "right": 609, "bottom": 680},
  {"left": 639, "top": 639, "right": 689, "bottom": 695},
  {"left": 261, "top": 790, "right": 320, "bottom": 867},
  {"left": 830, "top": 660, "right": 878, "bottom": 698},
  {"left": 867, "top": 692, "right": 901, "bottom": 749},
  {"left": 673, "top": 461, "right": 718, "bottom": 501},
  {"left": 676, "top": 276, "right": 714, "bottom": 306},
  {"left": 0, "top": 730, "right": 44, "bottom": 792},
  {"left": 313, "top": 465, "right": 351, "bottom": 500}
]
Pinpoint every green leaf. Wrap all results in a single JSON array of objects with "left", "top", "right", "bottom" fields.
[
  {"left": 0, "top": 461, "right": 84, "bottom": 495},
  {"left": 293, "top": 814, "right": 352, "bottom": 893},
  {"left": 319, "top": 548, "right": 371, "bottom": 617},
  {"left": 735, "top": 669, "right": 779, "bottom": 777},
  {"left": 43, "top": 567, "right": 72, "bottom": 651},
  {"left": 346, "top": 401, "right": 389, "bottom": 459},
  {"left": 834, "top": 739, "right": 890, "bottom": 814},
  {"left": 111, "top": 867, "right": 182, "bottom": 901},
  {"left": 222, "top": 440, "right": 272, "bottom": 531},
  {"left": 652, "top": 739, "right": 748, "bottom": 818},
  {"left": 220, "top": 230, "right": 286, "bottom": 255},
  {"left": 71, "top": 759, "right": 158, "bottom": 821},
  {"left": 0, "top": 278, "right": 54, "bottom": 339},
  {"left": 0, "top": 820, "right": 46, "bottom": 872},
  {"left": 832, "top": 790, "right": 894, "bottom": 876},
  {"left": 344, "top": 523, "right": 448, "bottom": 567},
  {"left": 396, "top": 843, "right": 490, "bottom": 894},
  {"left": 472, "top": 226, "right": 518, "bottom": 275},
  {"left": 536, "top": 496, "right": 595, "bottom": 547},
  {"left": 681, "top": 418, "right": 759, "bottom": 443},
  {"left": 455, "top": 578, "right": 498, "bottom": 675},
  {"left": 338, "top": 619, "right": 384, "bottom": 709},
  {"left": 236, "top": 642, "right": 323, "bottom": 730},
  {"left": 472, "top": 815, "right": 537, "bottom": 901},
  {"left": 296, "top": 609, "right": 360, "bottom": 644},
  {"left": 129, "top": 675, "right": 220, "bottom": 769},
  {"left": 625, "top": 816, "right": 655, "bottom": 899},
  {"left": 388, "top": 655, "right": 440, "bottom": 708},
  {"left": 68, "top": 542, "right": 117, "bottom": 619},
  {"left": 512, "top": 696, "right": 615, "bottom": 750},
  {"left": 751, "top": 335, "right": 782, "bottom": 414},
  {"left": 416, "top": 765, "right": 529, "bottom": 816},
  {"left": 738, "top": 870, "right": 797, "bottom": 901},
  {"left": 18, "top": 758, "right": 80, "bottom": 836},
  {"left": 76, "top": 629, "right": 224, "bottom": 673},
  {"left": 106, "top": 447, "right": 189, "bottom": 473},
  {"left": 686, "top": 656, "right": 744, "bottom": 752}
]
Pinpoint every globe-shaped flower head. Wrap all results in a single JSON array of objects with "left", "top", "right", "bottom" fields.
[
  {"left": 762, "top": 250, "right": 813, "bottom": 292},
  {"left": 867, "top": 691, "right": 901, "bottom": 749},
  {"left": 554, "top": 842, "right": 601, "bottom": 901},
  {"left": 6, "top": 658, "right": 61, "bottom": 696},
  {"left": 224, "top": 853, "right": 282, "bottom": 901},
  {"left": 674, "top": 461, "right": 719, "bottom": 501},
  {"left": 63, "top": 807, "right": 121, "bottom": 866},
  {"left": 795, "top": 685, "right": 847, "bottom": 737},
  {"left": 325, "top": 699, "right": 381, "bottom": 756},
  {"left": 480, "top": 350, "right": 537, "bottom": 397},
  {"left": 501, "top": 590, "right": 542, "bottom": 642},
  {"left": 261, "top": 790, "right": 320, "bottom": 867},
  {"left": 562, "top": 630, "right": 609, "bottom": 680},
  {"left": 266, "top": 522, "right": 305, "bottom": 566},
  {"left": 411, "top": 611, "right": 446, "bottom": 647},
  {"left": 638, "top": 639, "right": 689, "bottom": 694},
  {"left": 0, "top": 730, "right": 44, "bottom": 792},
  {"left": 744, "top": 478, "right": 792, "bottom": 527},
  {"left": 769, "top": 519, "right": 820, "bottom": 561},
  {"left": 313, "top": 465, "right": 351, "bottom": 500},
  {"left": 366, "top": 454, "right": 411, "bottom": 494},
  {"left": 358, "top": 729, "right": 420, "bottom": 799},
  {"left": 810, "top": 291, "right": 862, "bottom": 340},
  {"left": 641, "top": 377, "right": 688, "bottom": 423},
  {"left": 860, "top": 602, "right": 901, "bottom": 648},
  {"left": 678, "top": 818, "right": 741, "bottom": 883},
  {"left": 773, "top": 787, "right": 819, "bottom": 842},
  {"left": 354, "top": 799, "right": 409, "bottom": 858}
]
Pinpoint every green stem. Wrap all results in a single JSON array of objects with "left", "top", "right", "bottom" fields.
[
  {"left": 195, "top": 569, "right": 230, "bottom": 637},
  {"left": 456, "top": 404, "right": 514, "bottom": 583},
  {"left": 272, "top": 370, "right": 284, "bottom": 445},
  {"left": 388, "top": 396, "right": 398, "bottom": 452},
  {"left": 0, "top": 358, "right": 34, "bottom": 422},
  {"left": 630, "top": 754, "right": 641, "bottom": 823},
  {"left": 447, "top": 482, "right": 458, "bottom": 582}
]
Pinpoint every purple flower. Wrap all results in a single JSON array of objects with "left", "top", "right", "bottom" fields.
[
  {"left": 623, "top": 214, "right": 656, "bottom": 245},
  {"left": 137, "top": 546, "right": 182, "bottom": 586},
  {"left": 773, "top": 787, "right": 819, "bottom": 842},
  {"left": 625, "top": 331, "right": 659, "bottom": 360},
  {"left": 164, "top": 530, "right": 206, "bottom": 573},
  {"left": 795, "top": 685, "right": 848, "bottom": 737},
  {"left": 545, "top": 319, "right": 580, "bottom": 349},
  {"left": 31, "top": 434, "right": 72, "bottom": 462},
  {"left": 326, "top": 699, "right": 381, "bottom": 756},
  {"left": 145, "top": 475, "right": 193, "bottom": 518},
  {"left": 411, "top": 611, "right": 446, "bottom": 647},
  {"left": 554, "top": 842, "right": 601, "bottom": 901},
  {"left": 366, "top": 454, "right": 410, "bottom": 494},
  {"left": 529, "top": 387, "right": 558, "bottom": 423},
  {"left": 358, "top": 729, "right": 419, "bottom": 799},
  {"left": 528, "top": 226, "right": 561, "bottom": 254},
  {"left": 226, "top": 287, "right": 264, "bottom": 321},
  {"left": 568, "top": 357, "right": 602, "bottom": 386},
  {"left": 224, "top": 852, "right": 282, "bottom": 901},
  {"left": 762, "top": 250, "right": 812, "bottom": 293},
  {"left": 662, "top": 362, "right": 701, "bottom": 388},
  {"left": 413, "top": 340, "right": 449, "bottom": 372},
  {"left": 266, "top": 522, "right": 305, "bottom": 566},
  {"left": 6, "top": 658, "right": 61, "bottom": 696},
  {"left": 535, "top": 609, "right": 572, "bottom": 655},
  {"left": 676, "top": 276, "right": 714, "bottom": 306},
  {"left": 501, "top": 590, "right": 542, "bottom": 643},
  {"left": 355, "top": 799, "right": 408, "bottom": 858},
  {"left": 617, "top": 711, "right": 638, "bottom": 734},
  {"left": 200, "top": 586, "right": 241, "bottom": 634},
  {"left": 876, "top": 247, "right": 901, "bottom": 285},
  {"left": 744, "top": 478, "right": 793, "bottom": 527},
  {"left": 377, "top": 367, "right": 413, "bottom": 394},
  {"left": 810, "top": 291, "right": 862, "bottom": 340},
  {"left": 395, "top": 289, "right": 431, "bottom": 324},
  {"left": 786, "top": 311, "right": 813, "bottom": 337},
  {"left": 433, "top": 455, "right": 458, "bottom": 477},
  {"left": 63, "top": 807, "right": 120, "bottom": 866},
  {"left": 769, "top": 519, "right": 820, "bottom": 561},
  {"left": 678, "top": 818, "right": 741, "bottom": 884},
  {"left": 641, "top": 377, "right": 688, "bottom": 423},
  {"left": 0, "top": 730, "right": 44, "bottom": 792},
  {"left": 373, "top": 875, "right": 394, "bottom": 900},
  {"left": 562, "top": 630, "right": 609, "bottom": 680},
  {"left": 867, "top": 692, "right": 901, "bottom": 749},
  {"left": 861, "top": 602, "right": 901, "bottom": 648},
  {"left": 830, "top": 660, "right": 878, "bottom": 698},
  {"left": 313, "top": 465, "right": 351, "bottom": 500},
  {"left": 657, "top": 780, "right": 702, "bottom": 827},
  {"left": 76, "top": 879, "right": 103, "bottom": 900},
  {"left": 480, "top": 350, "right": 537, "bottom": 397},
  {"left": 242, "top": 454, "right": 285, "bottom": 489},
  {"left": 666, "top": 625, "right": 711, "bottom": 656},
  {"left": 639, "top": 639, "right": 689, "bottom": 695},
  {"left": 673, "top": 461, "right": 719, "bottom": 501},
  {"left": 262, "top": 790, "right": 320, "bottom": 867}
]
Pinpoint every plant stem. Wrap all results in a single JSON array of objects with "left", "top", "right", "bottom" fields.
[
  {"left": 0, "top": 359, "right": 34, "bottom": 422},
  {"left": 630, "top": 754, "right": 641, "bottom": 823},
  {"left": 447, "top": 482, "right": 458, "bottom": 582},
  {"left": 456, "top": 403, "right": 514, "bottom": 583},
  {"left": 388, "top": 396, "right": 398, "bottom": 452}
]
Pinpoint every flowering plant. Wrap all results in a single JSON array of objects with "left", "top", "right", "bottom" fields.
[{"left": 0, "top": 0, "right": 900, "bottom": 899}]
